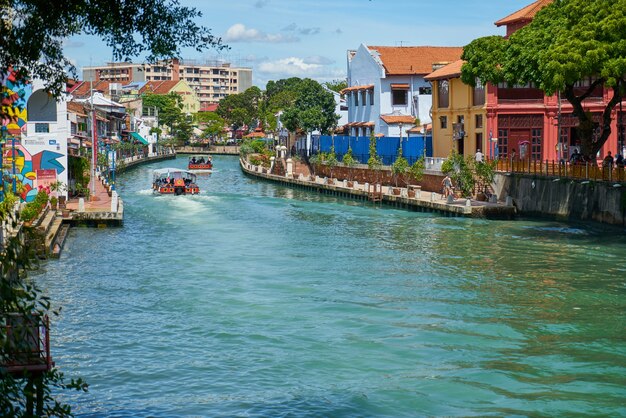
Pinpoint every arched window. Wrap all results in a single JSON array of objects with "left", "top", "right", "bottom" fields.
[{"left": 27, "top": 90, "right": 57, "bottom": 122}]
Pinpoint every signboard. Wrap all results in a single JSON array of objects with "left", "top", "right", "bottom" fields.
[{"left": 36, "top": 169, "right": 57, "bottom": 192}]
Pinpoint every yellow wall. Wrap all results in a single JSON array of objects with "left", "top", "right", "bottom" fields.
[
  {"left": 171, "top": 80, "right": 201, "bottom": 114},
  {"left": 430, "top": 77, "right": 487, "bottom": 159}
]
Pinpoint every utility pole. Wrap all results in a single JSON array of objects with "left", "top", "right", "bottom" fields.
[{"left": 90, "top": 77, "right": 97, "bottom": 199}]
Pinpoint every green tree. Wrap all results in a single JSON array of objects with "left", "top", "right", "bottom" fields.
[
  {"left": 281, "top": 78, "right": 338, "bottom": 135},
  {"left": 461, "top": 0, "right": 626, "bottom": 160},
  {"left": 142, "top": 92, "right": 183, "bottom": 132},
  {"left": 441, "top": 150, "right": 474, "bottom": 198},
  {"left": 0, "top": 0, "right": 226, "bottom": 100},
  {"left": 195, "top": 112, "right": 225, "bottom": 140},
  {"left": 391, "top": 146, "right": 409, "bottom": 187},
  {"left": 324, "top": 79, "right": 348, "bottom": 94}
]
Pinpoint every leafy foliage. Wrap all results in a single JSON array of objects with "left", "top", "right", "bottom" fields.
[
  {"left": 391, "top": 147, "right": 409, "bottom": 187},
  {"left": 1, "top": 196, "right": 88, "bottom": 416},
  {"left": 461, "top": 0, "right": 626, "bottom": 159},
  {"left": 324, "top": 79, "right": 348, "bottom": 94},
  {"left": 0, "top": 0, "right": 226, "bottom": 98},
  {"left": 367, "top": 132, "right": 382, "bottom": 171},
  {"left": 442, "top": 150, "right": 475, "bottom": 198},
  {"left": 409, "top": 157, "right": 425, "bottom": 184}
]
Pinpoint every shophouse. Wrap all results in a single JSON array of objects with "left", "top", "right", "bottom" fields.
[
  {"left": 428, "top": 0, "right": 625, "bottom": 161},
  {"left": 343, "top": 44, "right": 463, "bottom": 138}
]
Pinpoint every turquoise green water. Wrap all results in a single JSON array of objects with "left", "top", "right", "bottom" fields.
[{"left": 36, "top": 156, "right": 626, "bottom": 417}]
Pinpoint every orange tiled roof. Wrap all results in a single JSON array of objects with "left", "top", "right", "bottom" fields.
[
  {"left": 368, "top": 46, "right": 463, "bottom": 75},
  {"left": 70, "top": 80, "right": 111, "bottom": 98},
  {"left": 380, "top": 115, "right": 416, "bottom": 125},
  {"left": 140, "top": 80, "right": 181, "bottom": 95},
  {"left": 67, "top": 101, "right": 88, "bottom": 117},
  {"left": 341, "top": 84, "right": 374, "bottom": 94},
  {"left": 200, "top": 104, "right": 219, "bottom": 112},
  {"left": 495, "top": 0, "right": 553, "bottom": 26},
  {"left": 424, "top": 60, "right": 465, "bottom": 81}
]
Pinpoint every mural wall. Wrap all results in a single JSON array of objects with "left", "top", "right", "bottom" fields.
[{"left": 2, "top": 70, "right": 68, "bottom": 201}]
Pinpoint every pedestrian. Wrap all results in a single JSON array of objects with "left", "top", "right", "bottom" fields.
[
  {"left": 510, "top": 148, "right": 517, "bottom": 161},
  {"left": 475, "top": 148, "right": 484, "bottom": 163},
  {"left": 442, "top": 174, "right": 453, "bottom": 199},
  {"left": 602, "top": 151, "right": 614, "bottom": 168}
]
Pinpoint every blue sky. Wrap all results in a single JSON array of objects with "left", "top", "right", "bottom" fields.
[{"left": 63, "top": 0, "right": 533, "bottom": 89}]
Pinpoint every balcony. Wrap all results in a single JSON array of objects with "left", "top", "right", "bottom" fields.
[{"left": 1, "top": 313, "right": 53, "bottom": 376}]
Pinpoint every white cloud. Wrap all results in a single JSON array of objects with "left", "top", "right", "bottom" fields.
[
  {"left": 303, "top": 55, "right": 334, "bottom": 65},
  {"left": 256, "top": 57, "right": 344, "bottom": 83},
  {"left": 224, "top": 24, "right": 299, "bottom": 43}
]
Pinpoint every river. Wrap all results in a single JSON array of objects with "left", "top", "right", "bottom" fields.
[{"left": 35, "top": 155, "right": 626, "bottom": 417}]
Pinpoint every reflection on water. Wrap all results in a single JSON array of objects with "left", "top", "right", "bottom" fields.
[{"left": 37, "top": 156, "right": 626, "bottom": 417}]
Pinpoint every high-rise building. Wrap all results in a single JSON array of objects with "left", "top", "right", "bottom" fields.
[{"left": 83, "top": 59, "right": 253, "bottom": 110}]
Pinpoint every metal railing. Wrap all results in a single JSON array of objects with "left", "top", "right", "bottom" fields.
[{"left": 494, "top": 158, "right": 626, "bottom": 182}]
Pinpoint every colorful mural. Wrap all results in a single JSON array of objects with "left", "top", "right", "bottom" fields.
[
  {"left": 1, "top": 69, "right": 32, "bottom": 135},
  {"left": 2, "top": 143, "right": 64, "bottom": 201},
  {"left": 2, "top": 70, "right": 67, "bottom": 202}
]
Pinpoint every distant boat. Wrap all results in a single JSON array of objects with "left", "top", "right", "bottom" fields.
[
  {"left": 152, "top": 168, "right": 200, "bottom": 195},
  {"left": 188, "top": 155, "right": 213, "bottom": 171}
]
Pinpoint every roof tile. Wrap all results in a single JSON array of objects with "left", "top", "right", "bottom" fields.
[
  {"left": 368, "top": 45, "right": 463, "bottom": 75},
  {"left": 495, "top": 0, "right": 553, "bottom": 26}
]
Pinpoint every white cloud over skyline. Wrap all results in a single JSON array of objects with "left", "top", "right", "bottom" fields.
[{"left": 224, "top": 24, "right": 299, "bottom": 43}]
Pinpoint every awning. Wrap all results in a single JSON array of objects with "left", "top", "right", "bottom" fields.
[
  {"left": 131, "top": 132, "right": 149, "bottom": 145},
  {"left": 390, "top": 83, "right": 410, "bottom": 89}
]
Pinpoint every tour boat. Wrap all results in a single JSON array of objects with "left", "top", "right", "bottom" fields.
[
  {"left": 152, "top": 168, "right": 200, "bottom": 195},
  {"left": 188, "top": 155, "right": 213, "bottom": 171}
]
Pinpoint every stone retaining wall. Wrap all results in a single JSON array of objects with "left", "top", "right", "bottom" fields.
[{"left": 493, "top": 173, "right": 626, "bottom": 226}]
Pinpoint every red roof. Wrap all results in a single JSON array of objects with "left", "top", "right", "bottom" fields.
[
  {"left": 380, "top": 115, "right": 416, "bottom": 125},
  {"left": 495, "top": 0, "right": 553, "bottom": 26},
  {"left": 200, "top": 104, "right": 219, "bottom": 112},
  {"left": 140, "top": 80, "right": 181, "bottom": 95},
  {"left": 368, "top": 45, "right": 463, "bottom": 75},
  {"left": 70, "top": 80, "right": 111, "bottom": 98},
  {"left": 340, "top": 84, "right": 374, "bottom": 94},
  {"left": 424, "top": 60, "right": 465, "bottom": 81}
]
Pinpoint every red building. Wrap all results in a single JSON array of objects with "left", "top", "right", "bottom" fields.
[{"left": 486, "top": 0, "right": 625, "bottom": 161}]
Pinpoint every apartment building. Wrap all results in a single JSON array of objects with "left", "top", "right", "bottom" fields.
[{"left": 83, "top": 59, "right": 253, "bottom": 110}]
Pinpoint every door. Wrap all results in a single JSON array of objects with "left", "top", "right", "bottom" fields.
[{"left": 509, "top": 130, "right": 531, "bottom": 159}]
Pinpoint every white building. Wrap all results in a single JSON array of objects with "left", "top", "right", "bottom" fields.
[
  {"left": 17, "top": 78, "right": 69, "bottom": 200},
  {"left": 343, "top": 44, "right": 463, "bottom": 138}
]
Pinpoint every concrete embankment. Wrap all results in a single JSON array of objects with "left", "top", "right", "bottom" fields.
[
  {"left": 240, "top": 158, "right": 516, "bottom": 219},
  {"left": 494, "top": 173, "right": 626, "bottom": 226}
]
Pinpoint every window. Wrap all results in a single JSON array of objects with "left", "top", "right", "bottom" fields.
[
  {"left": 361, "top": 90, "right": 367, "bottom": 106},
  {"left": 35, "top": 123, "right": 49, "bottom": 133},
  {"left": 369, "top": 89, "right": 374, "bottom": 105},
  {"left": 473, "top": 79, "right": 485, "bottom": 105},
  {"left": 498, "top": 129, "right": 508, "bottom": 156},
  {"left": 438, "top": 80, "right": 449, "bottom": 108},
  {"left": 354, "top": 91, "right": 359, "bottom": 106},
  {"left": 440, "top": 116, "right": 447, "bottom": 129},
  {"left": 418, "top": 87, "right": 432, "bottom": 95},
  {"left": 475, "top": 114, "right": 483, "bottom": 129},
  {"left": 531, "top": 128, "right": 542, "bottom": 161},
  {"left": 392, "top": 89, "right": 407, "bottom": 106}
]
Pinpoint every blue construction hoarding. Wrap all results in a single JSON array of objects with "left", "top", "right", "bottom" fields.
[{"left": 313, "top": 135, "right": 433, "bottom": 165}]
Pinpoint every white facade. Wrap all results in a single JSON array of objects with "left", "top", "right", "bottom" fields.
[
  {"left": 22, "top": 79, "right": 69, "bottom": 199},
  {"left": 345, "top": 44, "right": 436, "bottom": 137}
]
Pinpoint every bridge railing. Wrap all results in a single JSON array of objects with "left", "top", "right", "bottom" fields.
[{"left": 493, "top": 158, "right": 625, "bottom": 182}]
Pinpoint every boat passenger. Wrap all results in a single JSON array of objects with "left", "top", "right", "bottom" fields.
[{"left": 191, "top": 157, "right": 197, "bottom": 164}]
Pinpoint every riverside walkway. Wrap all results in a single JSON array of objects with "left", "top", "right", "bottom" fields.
[{"left": 240, "top": 158, "right": 516, "bottom": 219}]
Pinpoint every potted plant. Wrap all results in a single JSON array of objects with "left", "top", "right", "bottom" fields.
[
  {"left": 391, "top": 146, "right": 409, "bottom": 195},
  {"left": 50, "top": 196, "right": 58, "bottom": 211},
  {"left": 325, "top": 146, "right": 338, "bottom": 183},
  {"left": 407, "top": 157, "right": 425, "bottom": 197},
  {"left": 342, "top": 147, "right": 357, "bottom": 187},
  {"left": 367, "top": 132, "right": 383, "bottom": 184}
]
